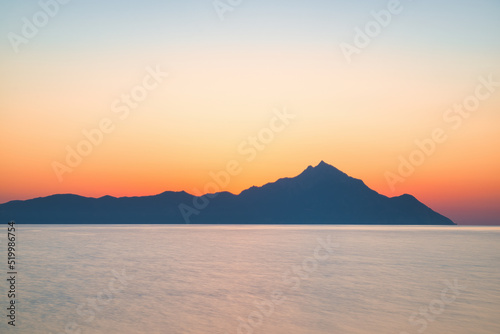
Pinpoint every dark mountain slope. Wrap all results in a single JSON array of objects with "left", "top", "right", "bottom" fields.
[{"left": 0, "top": 161, "right": 455, "bottom": 225}]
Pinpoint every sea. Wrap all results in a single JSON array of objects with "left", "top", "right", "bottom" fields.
[{"left": 1, "top": 225, "right": 499, "bottom": 334}]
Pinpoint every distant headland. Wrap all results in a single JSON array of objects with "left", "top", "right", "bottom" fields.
[{"left": 0, "top": 161, "right": 455, "bottom": 225}]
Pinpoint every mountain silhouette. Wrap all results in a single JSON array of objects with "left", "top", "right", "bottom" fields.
[{"left": 0, "top": 161, "right": 455, "bottom": 225}]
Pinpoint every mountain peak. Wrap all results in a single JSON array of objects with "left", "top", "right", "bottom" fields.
[
  {"left": 317, "top": 160, "right": 328, "bottom": 167},
  {"left": 314, "top": 160, "right": 340, "bottom": 171},
  {"left": 300, "top": 160, "right": 349, "bottom": 181}
]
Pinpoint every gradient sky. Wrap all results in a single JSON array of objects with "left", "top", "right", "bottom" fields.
[{"left": 1, "top": 0, "right": 499, "bottom": 225}]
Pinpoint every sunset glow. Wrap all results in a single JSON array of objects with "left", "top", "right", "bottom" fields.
[{"left": 1, "top": 0, "right": 499, "bottom": 225}]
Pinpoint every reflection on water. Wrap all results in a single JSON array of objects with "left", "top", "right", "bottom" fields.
[{"left": 1, "top": 225, "right": 499, "bottom": 333}]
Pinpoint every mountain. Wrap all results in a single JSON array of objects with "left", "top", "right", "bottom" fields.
[{"left": 0, "top": 161, "right": 455, "bottom": 225}]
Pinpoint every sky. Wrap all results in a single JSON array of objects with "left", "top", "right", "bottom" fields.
[{"left": 0, "top": 0, "right": 499, "bottom": 225}]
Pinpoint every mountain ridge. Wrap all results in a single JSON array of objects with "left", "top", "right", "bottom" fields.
[{"left": 0, "top": 161, "right": 455, "bottom": 225}]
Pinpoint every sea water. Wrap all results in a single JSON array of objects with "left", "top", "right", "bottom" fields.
[{"left": 1, "top": 225, "right": 499, "bottom": 334}]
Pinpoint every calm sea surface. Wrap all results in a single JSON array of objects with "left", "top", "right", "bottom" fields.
[{"left": 1, "top": 225, "right": 499, "bottom": 334}]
